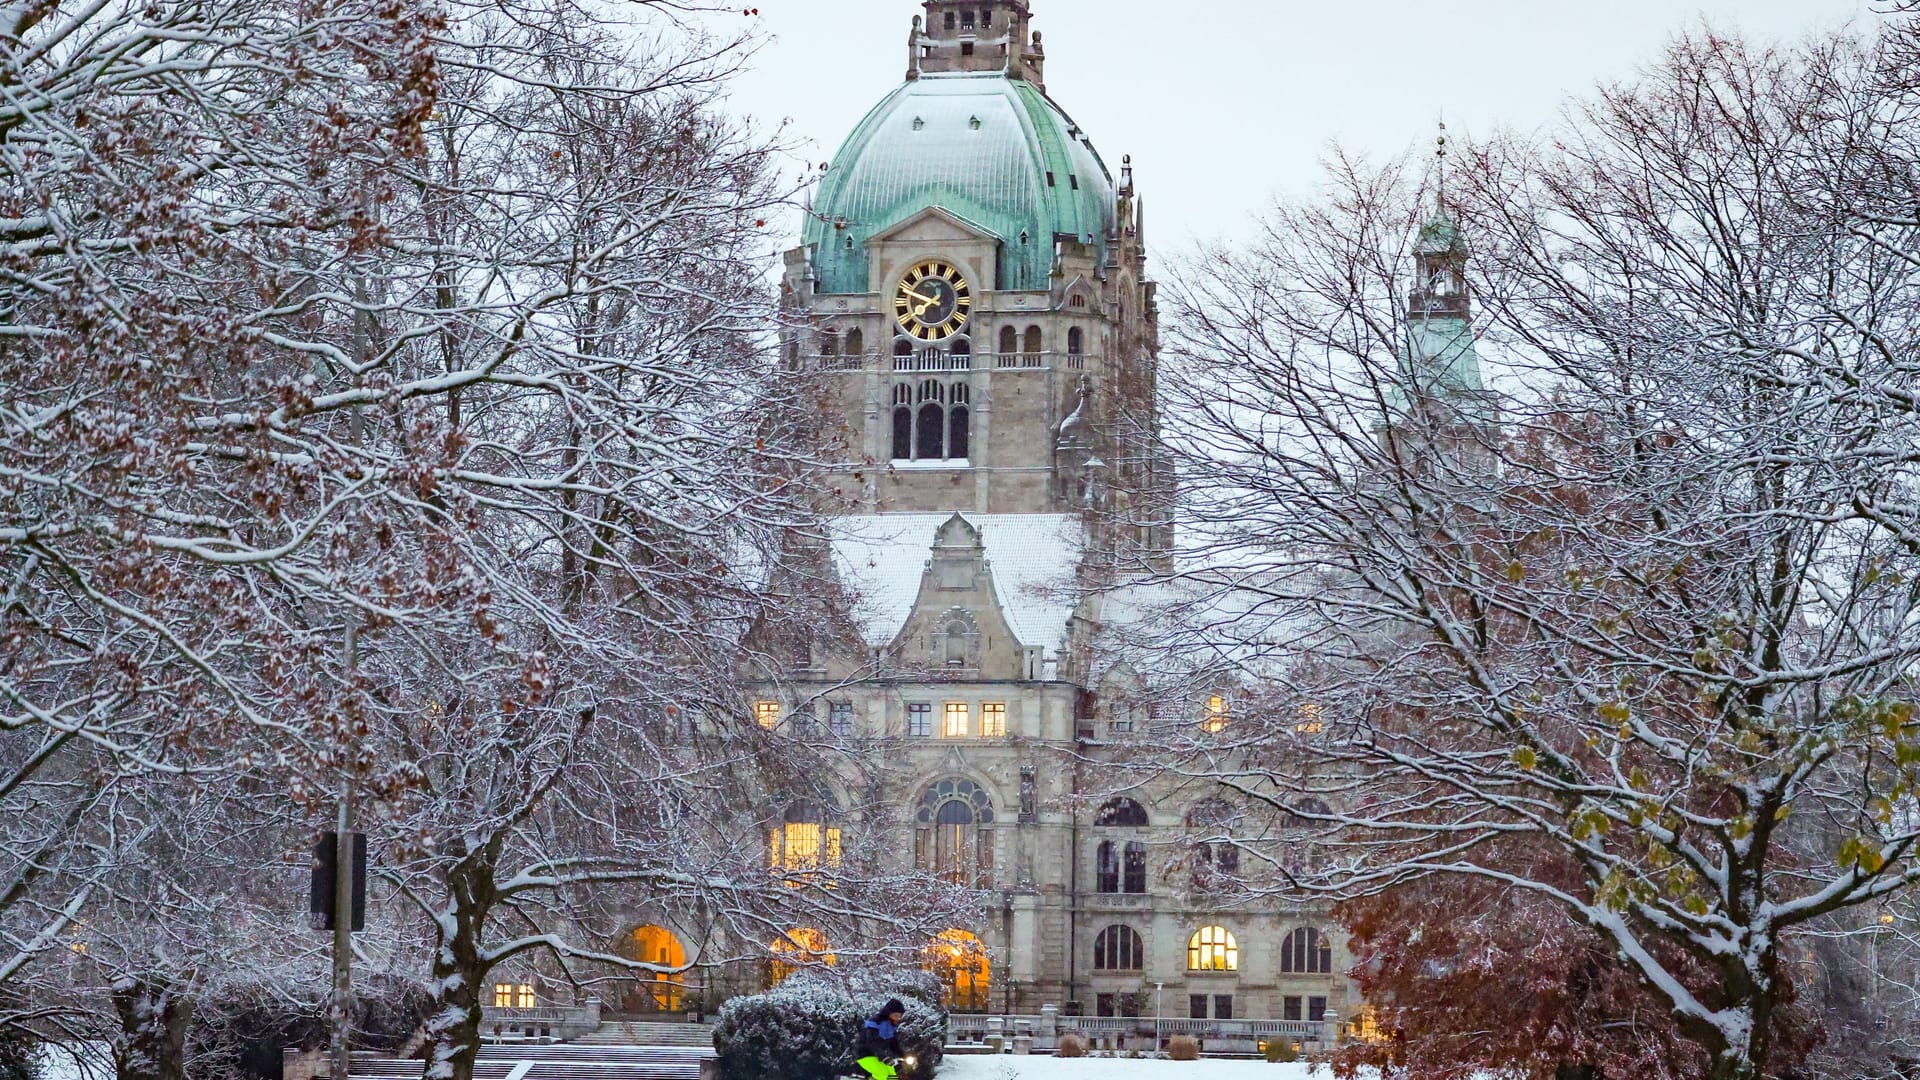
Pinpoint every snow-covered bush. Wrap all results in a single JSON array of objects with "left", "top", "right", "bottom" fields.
[
  {"left": 712, "top": 974, "right": 945, "bottom": 1080},
  {"left": 1055, "top": 1032, "right": 1087, "bottom": 1057},
  {"left": 1168, "top": 1034, "right": 1199, "bottom": 1060}
]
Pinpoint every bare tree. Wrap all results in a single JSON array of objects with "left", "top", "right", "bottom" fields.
[{"left": 1127, "top": 21, "right": 1920, "bottom": 1080}]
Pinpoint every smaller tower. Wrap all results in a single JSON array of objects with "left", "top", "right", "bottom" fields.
[
  {"left": 911, "top": 1, "right": 1045, "bottom": 87},
  {"left": 1383, "top": 124, "right": 1498, "bottom": 467}
]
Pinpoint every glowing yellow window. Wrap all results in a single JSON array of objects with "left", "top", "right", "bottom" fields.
[
  {"left": 770, "top": 803, "right": 843, "bottom": 871},
  {"left": 980, "top": 702, "right": 1006, "bottom": 737},
  {"left": 1201, "top": 695, "right": 1229, "bottom": 734},
  {"left": 1188, "top": 925, "right": 1239, "bottom": 971},
  {"left": 516, "top": 984, "right": 535, "bottom": 1008},
  {"left": 943, "top": 702, "right": 969, "bottom": 738},
  {"left": 1295, "top": 703, "right": 1324, "bottom": 734},
  {"left": 754, "top": 701, "right": 780, "bottom": 730},
  {"left": 492, "top": 983, "right": 513, "bottom": 1008}
]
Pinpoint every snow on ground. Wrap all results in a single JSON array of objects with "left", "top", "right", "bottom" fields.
[{"left": 938, "top": 1056, "right": 1340, "bottom": 1079}]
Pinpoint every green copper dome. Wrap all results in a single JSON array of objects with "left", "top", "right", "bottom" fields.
[{"left": 803, "top": 73, "right": 1116, "bottom": 295}]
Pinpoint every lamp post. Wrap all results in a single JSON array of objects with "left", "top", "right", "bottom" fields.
[{"left": 1154, "top": 982, "right": 1163, "bottom": 1052}]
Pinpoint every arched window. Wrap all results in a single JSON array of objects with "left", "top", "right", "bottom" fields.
[
  {"left": 944, "top": 621, "right": 971, "bottom": 666},
  {"left": 1280, "top": 927, "right": 1333, "bottom": 974},
  {"left": 894, "top": 337, "right": 914, "bottom": 357},
  {"left": 845, "top": 328, "right": 864, "bottom": 356},
  {"left": 1022, "top": 325, "right": 1042, "bottom": 353},
  {"left": 999, "top": 325, "right": 1018, "bottom": 354},
  {"left": 951, "top": 335, "right": 971, "bottom": 356},
  {"left": 915, "top": 778, "right": 995, "bottom": 887},
  {"left": 1187, "top": 925, "right": 1238, "bottom": 971},
  {"left": 769, "top": 801, "right": 843, "bottom": 872},
  {"left": 1095, "top": 839, "right": 1147, "bottom": 894},
  {"left": 1188, "top": 798, "right": 1241, "bottom": 884},
  {"left": 1067, "top": 326, "right": 1083, "bottom": 355},
  {"left": 949, "top": 404, "right": 969, "bottom": 460},
  {"left": 925, "top": 929, "right": 990, "bottom": 1012},
  {"left": 770, "top": 927, "right": 834, "bottom": 984},
  {"left": 891, "top": 383, "right": 913, "bottom": 460},
  {"left": 625, "top": 925, "right": 687, "bottom": 1012},
  {"left": 1070, "top": 294, "right": 1087, "bottom": 309},
  {"left": 1093, "top": 925, "right": 1143, "bottom": 972},
  {"left": 1095, "top": 797, "right": 1148, "bottom": 827}
]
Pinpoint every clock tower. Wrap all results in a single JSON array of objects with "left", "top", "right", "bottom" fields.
[{"left": 782, "top": 0, "right": 1161, "bottom": 538}]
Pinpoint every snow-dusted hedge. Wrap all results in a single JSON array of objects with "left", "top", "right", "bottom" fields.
[{"left": 712, "top": 974, "right": 945, "bottom": 1080}]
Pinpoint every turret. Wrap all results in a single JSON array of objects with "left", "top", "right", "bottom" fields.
[{"left": 912, "top": 1, "right": 1045, "bottom": 88}]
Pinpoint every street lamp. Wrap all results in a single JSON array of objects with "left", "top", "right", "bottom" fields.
[{"left": 1154, "top": 982, "right": 1163, "bottom": 1052}]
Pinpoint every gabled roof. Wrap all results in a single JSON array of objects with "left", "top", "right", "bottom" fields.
[{"left": 826, "top": 512, "right": 1084, "bottom": 654}]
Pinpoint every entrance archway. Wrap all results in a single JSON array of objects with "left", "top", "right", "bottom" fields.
[
  {"left": 623, "top": 925, "right": 687, "bottom": 1013},
  {"left": 769, "top": 927, "right": 835, "bottom": 985},
  {"left": 924, "top": 929, "right": 991, "bottom": 1013}
]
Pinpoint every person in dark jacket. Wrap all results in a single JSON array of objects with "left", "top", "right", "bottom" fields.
[{"left": 851, "top": 999, "right": 906, "bottom": 1079}]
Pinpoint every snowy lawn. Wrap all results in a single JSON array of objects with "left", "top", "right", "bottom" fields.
[{"left": 938, "top": 1057, "right": 1340, "bottom": 1079}]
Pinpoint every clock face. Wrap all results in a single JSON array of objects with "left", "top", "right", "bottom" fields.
[{"left": 893, "top": 260, "right": 972, "bottom": 340}]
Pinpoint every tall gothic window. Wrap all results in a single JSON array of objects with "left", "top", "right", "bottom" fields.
[
  {"left": 1022, "top": 325, "right": 1042, "bottom": 353},
  {"left": 998, "top": 325, "right": 1017, "bottom": 354},
  {"left": 1067, "top": 326, "right": 1083, "bottom": 355},
  {"left": 915, "top": 778, "right": 994, "bottom": 887},
  {"left": 1280, "top": 927, "right": 1333, "bottom": 974},
  {"left": 769, "top": 801, "right": 843, "bottom": 873},
  {"left": 892, "top": 380, "right": 972, "bottom": 462},
  {"left": 1093, "top": 925, "right": 1143, "bottom": 972},
  {"left": 845, "top": 328, "right": 864, "bottom": 356},
  {"left": 1096, "top": 840, "right": 1147, "bottom": 894},
  {"left": 1188, "top": 798, "right": 1241, "bottom": 886}
]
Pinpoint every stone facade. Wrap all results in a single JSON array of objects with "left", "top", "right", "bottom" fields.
[{"left": 747, "top": 0, "right": 1357, "bottom": 1028}]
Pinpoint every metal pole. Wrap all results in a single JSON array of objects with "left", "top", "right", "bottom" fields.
[
  {"left": 329, "top": 798, "right": 355, "bottom": 1079},
  {"left": 331, "top": 238, "right": 370, "bottom": 1080},
  {"left": 1154, "top": 982, "right": 1162, "bottom": 1051}
]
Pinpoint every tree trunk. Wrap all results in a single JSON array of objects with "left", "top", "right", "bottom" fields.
[
  {"left": 111, "top": 976, "right": 192, "bottom": 1080},
  {"left": 423, "top": 863, "right": 493, "bottom": 1080}
]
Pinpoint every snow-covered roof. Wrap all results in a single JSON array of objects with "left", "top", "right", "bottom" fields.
[{"left": 827, "top": 513, "right": 1085, "bottom": 653}]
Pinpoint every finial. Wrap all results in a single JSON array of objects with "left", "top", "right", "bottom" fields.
[
  {"left": 1433, "top": 118, "right": 1450, "bottom": 217},
  {"left": 1121, "top": 154, "right": 1134, "bottom": 196}
]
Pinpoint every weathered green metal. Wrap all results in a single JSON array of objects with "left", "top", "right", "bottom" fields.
[{"left": 802, "top": 73, "right": 1116, "bottom": 295}]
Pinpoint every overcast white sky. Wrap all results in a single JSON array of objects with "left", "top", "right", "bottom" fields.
[{"left": 710, "top": 0, "right": 1875, "bottom": 250}]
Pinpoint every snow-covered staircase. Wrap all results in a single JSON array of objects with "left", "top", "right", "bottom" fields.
[
  {"left": 574, "top": 1020, "right": 715, "bottom": 1049},
  {"left": 342, "top": 1042, "right": 711, "bottom": 1080}
]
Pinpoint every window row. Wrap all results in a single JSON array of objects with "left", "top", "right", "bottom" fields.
[
  {"left": 1087, "top": 924, "right": 1335, "bottom": 975},
  {"left": 879, "top": 325, "right": 1084, "bottom": 358},
  {"left": 753, "top": 701, "right": 855, "bottom": 736},
  {"left": 753, "top": 700, "right": 1016, "bottom": 738}
]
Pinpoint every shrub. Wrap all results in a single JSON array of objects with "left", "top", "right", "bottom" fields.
[
  {"left": 712, "top": 974, "right": 946, "bottom": 1080},
  {"left": 1168, "top": 1034, "right": 1200, "bottom": 1060},
  {"left": 1055, "top": 1032, "right": 1087, "bottom": 1057},
  {"left": 1264, "top": 1038, "right": 1298, "bottom": 1063}
]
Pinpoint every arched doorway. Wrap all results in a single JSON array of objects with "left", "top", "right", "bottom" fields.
[
  {"left": 769, "top": 927, "right": 835, "bottom": 985},
  {"left": 623, "top": 925, "right": 687, "bottom": 1013},
  {"left": 924, "top": 929, "right": 991, "bottom": 1013}
]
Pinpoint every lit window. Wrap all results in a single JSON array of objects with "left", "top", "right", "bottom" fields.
[
  {"left": 493, "top": 984, "right": 513, "bottom": 1008},
  {"left": 908, "top": 702, "right": 932, "bottom": 737},
  {"left": 1201, "top": 695, "right": 1229, "bottom": 734},
  {"left": 516, "top": 984, "right": 535, "bottom": 1008},
  {"left": 1296, "top": 703, "right": 1324, "bottom": 734},
  {"left": 980, "top": 702, "right": 1006, "bottom": 737},
  {"left": 829, "top": 702, "right": 854, "bottom": 737},
  {"left": 943, "top": 702, "right": 970, "bottom": 737},
  {"left": 754, "top": 701, "right": 780, "bottom": 730},
  {"left": 1188, "top": 925, "right": 1238, "bottom": 971},
  {"left": 769, "top": 802, "right": 844, "bottom": 872}
]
